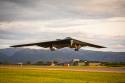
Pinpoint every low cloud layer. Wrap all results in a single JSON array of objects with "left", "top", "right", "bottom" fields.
[
  {"left": 0, "top": 18, "right": 125, "bottom": 52},
  {"left": 0, "top": 0, "right": 125, "bottom": 21}
]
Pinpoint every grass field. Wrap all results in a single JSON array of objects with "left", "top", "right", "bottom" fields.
[{"left": 0, "top": 65, "right": 125, "bottom": 83}]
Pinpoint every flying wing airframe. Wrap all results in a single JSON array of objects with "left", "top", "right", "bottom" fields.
[{"left": 10, "top": 37, "right": 106, "bottom": 51}]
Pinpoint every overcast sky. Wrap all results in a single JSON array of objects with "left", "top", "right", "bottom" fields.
[{"left": 0, "top": 0, "right": 125, "bottom": 52}]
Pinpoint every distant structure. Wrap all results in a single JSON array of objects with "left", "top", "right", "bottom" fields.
[
  {"left": 50, "top": 61, "right": 55, "bottom": 66},
  {"left": 72, "top": 59, "right": 80, "bottom": 62},
  {"left": 71, "top": 59, "right": 102, "bottom": 66},
  {"left": 63, "top": 62, "right": 70, "bottom": 67},
  {"left": 17, "top": 62, "right": 23, "bottom": 67},
  {"left": 88, "top": 61, "right": 102, "bottom": 66},
  {"left": 78, "top": 60, "right": 89, "bottom": 66},
  {"left": 72, "top": 59, "right": 80, "bottom": 66}
]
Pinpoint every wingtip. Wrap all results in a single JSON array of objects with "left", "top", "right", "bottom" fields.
[
  {"left": 10, "top": 45, "right": 18, "bottom": 48},
  {"left": 100, "top": 46, "right": 106, "bottom": 48},
  {"left": 10, "top": 46, "right": 13, "bottom": 47},
  {"left": 10, "top": 46, "right": 14, "bottom": 48}
]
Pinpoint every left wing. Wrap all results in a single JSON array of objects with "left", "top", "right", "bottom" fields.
[
  {"left": 10, "top": 39, "right": 70, "bottom": 48},
  {"left": 73, "top": 39, "right": 105, "bottom": 48},
  {"left": 81, "top": 42, "right": 105, "bottom": 48}
]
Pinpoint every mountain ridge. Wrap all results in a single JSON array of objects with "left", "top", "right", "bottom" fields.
[{"left": 0, "top": 48, "right": 125, "bottom": 64}]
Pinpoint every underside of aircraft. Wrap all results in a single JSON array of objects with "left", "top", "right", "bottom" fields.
[{"left": 10, "top": 37, "right": 106, "bottom": 51}]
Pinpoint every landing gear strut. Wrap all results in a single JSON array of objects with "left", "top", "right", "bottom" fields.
[{"left": 74, "top": 44, "right": 81, "bottom": 51}]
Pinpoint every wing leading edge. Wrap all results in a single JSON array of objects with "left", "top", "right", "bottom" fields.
[
  {"left": 72, "top": 39, "right": 105, "bottom": 48},
  {"left": 10, "top": 37, "right": 106, "bottom": 51}
]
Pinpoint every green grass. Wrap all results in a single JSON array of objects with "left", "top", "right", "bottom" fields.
[{"left": 0, "top": 66, "right": 125, "bottom": 83}]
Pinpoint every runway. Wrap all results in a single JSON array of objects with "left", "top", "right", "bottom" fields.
[
  {"left": 46, "top": 67, "right": 125, "bottom": 73},
  {"left": 1, "top": 65, "right": 125, "bottom": 73}
]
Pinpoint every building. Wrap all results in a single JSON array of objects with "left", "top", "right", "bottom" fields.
[
  {"left": 88, "top": 61, "right": 102, "bottom": 66},
  {"left": 71, "top": 59, "right": 102, "bottom": 66},
  {"left": 72, "top": 59, "right": 80, "bottom": 66}
]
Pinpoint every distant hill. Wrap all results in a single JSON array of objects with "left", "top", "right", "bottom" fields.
[{"left": 0, "top": 48, "right": 125, "bottom": 64}]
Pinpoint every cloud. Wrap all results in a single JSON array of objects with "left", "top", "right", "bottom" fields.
[
  {"left": 0, "top": 0, "right": 125, "bottom": 52},
  {"left": 0, "top": 19, "right": 125, "bottom": 51},
  {"left": 112, "top": 44, "right": 125, "bottom": 49},
  {"left": 0, "top": 0, "right": 125, "bottom": 21},
  {"left": 0, "top": 17, "right": 125, "bottom": 36}
]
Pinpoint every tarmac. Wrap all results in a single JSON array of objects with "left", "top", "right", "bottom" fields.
[{"left": 0, "top": 65, "right": 125, "bottom": 73}]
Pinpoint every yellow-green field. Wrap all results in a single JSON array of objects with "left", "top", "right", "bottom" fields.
[{"left": 0, "top": 65, "right": 125, "bottom": 83}]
